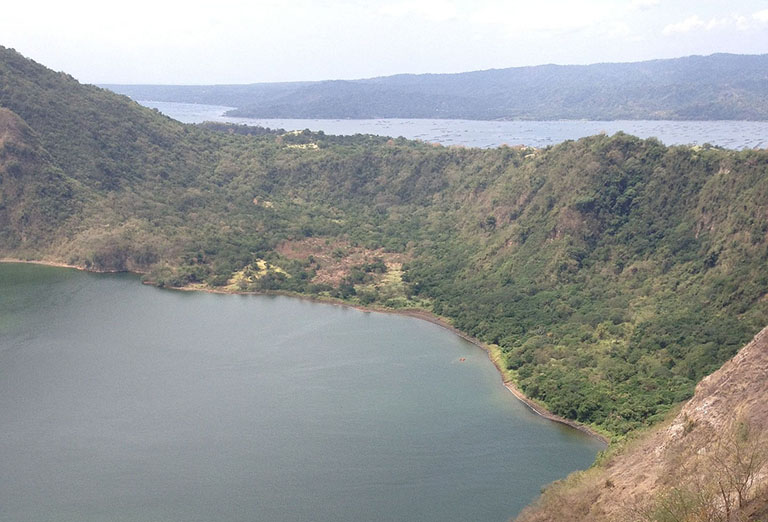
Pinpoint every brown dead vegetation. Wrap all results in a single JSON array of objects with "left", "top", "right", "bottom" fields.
[{"left": 276, "top": 237, "right": 408, "bottom": 286}]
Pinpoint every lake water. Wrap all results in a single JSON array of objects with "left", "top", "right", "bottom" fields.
[
  {"left": 142, "top": 100, "right": 768, "bottom": 150},
  {"left": 0, "top": 263, "right": 603, "bottom": 522}
]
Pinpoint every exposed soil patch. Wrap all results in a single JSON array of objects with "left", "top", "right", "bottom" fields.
[{"left": 277, "top": 237, "right": 408, "bottom": 286}]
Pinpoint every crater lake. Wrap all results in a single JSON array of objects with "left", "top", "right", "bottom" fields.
[{"left": 0, "top": 263, "right": 603, "bottom": 521}]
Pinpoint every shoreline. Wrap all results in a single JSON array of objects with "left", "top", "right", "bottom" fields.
[
  {"left": 383, "top": 308, "right": 610, "bottom": 444},
  {"left": 1, "top": 258, "right": 609, "bottom": 444},
  {"left": 0, "top": 257, "right": 90, "bottom": 270},
  {"left": 0, "top": 258, "right": 131, "bottom": 273}
]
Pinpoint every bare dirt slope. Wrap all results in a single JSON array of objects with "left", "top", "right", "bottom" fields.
[{"left": 517, "top": 325, "right": 768, "bottom": 522}]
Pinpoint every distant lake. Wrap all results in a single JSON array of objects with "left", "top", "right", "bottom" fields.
[
  {"left": 142, "top": 100, "right": 768, "bottom": 150},
  {"left": 0, "top": 263, "right": 603, "bottom": 522}
]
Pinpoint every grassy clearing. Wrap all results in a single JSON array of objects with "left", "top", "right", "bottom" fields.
[{"left": 226, "top": 259, "right": 289, "bottom": 291}]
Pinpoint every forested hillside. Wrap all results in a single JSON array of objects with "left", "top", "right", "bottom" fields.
[
  {"left": 106, "top": 53, "right": 768, "bottom": 120},
  {"left": 2, "top": 46, "right": 768, "bottom": 438}
]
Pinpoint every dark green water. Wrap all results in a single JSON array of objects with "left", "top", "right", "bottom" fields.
[{"left": 0, "top": 263, "right": 603, "bottom": 521}]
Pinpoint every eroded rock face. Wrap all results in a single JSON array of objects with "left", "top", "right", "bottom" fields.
[{"left": 517, "top": 326, "right": 768, "bottom": 522}]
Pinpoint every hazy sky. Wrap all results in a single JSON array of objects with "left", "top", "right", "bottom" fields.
[{"left": 2, "top": 0, "right": 767, "bottom": 84}]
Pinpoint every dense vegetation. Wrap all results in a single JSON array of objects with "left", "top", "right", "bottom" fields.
[
  {"left": 2, "top": 46, "right": 768, "bottom": 437},
  {"left": 106, "top": 53, "right": 768, "bottom": 120}
]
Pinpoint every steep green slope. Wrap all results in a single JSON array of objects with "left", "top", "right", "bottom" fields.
[
  {"left": 2, "top": 46, "right": 767, "bottom": 437},
  {"left": 0, "top": 107, "right": 77, "bottom": 249},
  {"left": 0, "top": 48, "right": 205, "bottom": 189},
  {"left": 405, "top": 137, "right": 768, "bottom": 433}
]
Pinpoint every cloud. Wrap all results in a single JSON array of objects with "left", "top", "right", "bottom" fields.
[
  {"left": 662, "top": 15, "right": 705, "bottom": 34},
  {"left": 754, "top": 9, "right": 768, "bottom": 23},
  {"left": 468, "top": 1, "right": 615, "bottom": 35},
  {"left": 662, "top": 13, "right": 754, "bottom": 35},
  {"left": 629, "top": 0, "right": 659, "bottom": 10},
  {"left": 604, "top": 21, "right": 632, "bottom": 39},
  {"left": 379, "top": 1, "right": 459, "bottom": 23}
]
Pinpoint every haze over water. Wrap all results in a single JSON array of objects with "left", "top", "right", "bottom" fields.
[
  {"left": 143, "top": 100, "right": 768, "bottom": 150},
  {"left": 0, "top": 264, "right": 603, "bottom": 522}
]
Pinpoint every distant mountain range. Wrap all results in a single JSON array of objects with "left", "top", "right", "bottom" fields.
[{"left": 105, "top": 53, "right": 768, "bottom": 120}]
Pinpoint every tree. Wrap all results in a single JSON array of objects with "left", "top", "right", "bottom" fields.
[
  {"left": 709, "top": 420, "right": 768, "bottom": 518},
  {"left": 642, "top": 419, "right": 768, "bottom": 522}
]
